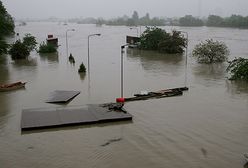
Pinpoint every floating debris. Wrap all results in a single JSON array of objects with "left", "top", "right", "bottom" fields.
[{"left": 101, "top": 138, "right": 122, "bottom": 147}]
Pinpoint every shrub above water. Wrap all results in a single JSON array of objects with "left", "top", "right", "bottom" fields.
[
  {"left": 78, "top": 62, "right": 86, "bottom": 73},
  {"left": 8, "top": 34, "right": 37, "bottom": 59},
  {"left": 139, "top": 27, "right": 187, "bottom": 54},
  {"left": 227, "top": 57, "right": 248, "bottom": 81},
  {"left": 192, "top": 39, "right": 229, "bottom": 63},
  {"left": 38, "top": 42, "right": 57, "bottom": 53},
  {"left": 8, "top": 40, "right": 30, "bottom": 59}
]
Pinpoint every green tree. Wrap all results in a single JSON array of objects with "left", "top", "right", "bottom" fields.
[
  {"left": 0, "top": 1, "right": 14, "bottom": 56},
  {"left": 192, "top": 39, "right": 229, "bottom": 63},
  {"left": 224, "top": 15, "right": 248, "bottom": 28},
  {"left": 140, "top": 27, "right": 167, "bottom": 50},
  {"left": 38, "top": 42, "right": 57, "bottom": 53},
  {"left": 78, "top": 62, "right": 86, "bottom": 73},
  {"left": 8, "top": 40, "right": 29, "bottom": 59},
  {"left": 9, "top": 34, "right": 37, "bottom": 59},
  {"left": 139, "top": 27, "right": 187, "bottom": 54},
  {"left": 0, "top": 37, "right": 8, "bottom": 55},
  {"left": 206, "top": 15, "right": 224, "bottom": 27},
  {"left": 132, "top": 11, "right": 139, "bottom": 25},
  {"left": 179, "top": 15, "right": 204, "bottom": 26},
  {"left": 23, "top": 33, "right": 37, "bottom": 52},
  {"left": 227, "top": 57, "right": 248, "bottom": 80},
  {"left": 158, "top": 30, "right": 187, "bottom": 54},
  {"left": 0, "top": 1, "right": 14, "bottom": 35}
]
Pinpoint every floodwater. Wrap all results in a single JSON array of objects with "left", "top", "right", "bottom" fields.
[{"left": 0, "top": 22, "right": 248, "bottom": 168}]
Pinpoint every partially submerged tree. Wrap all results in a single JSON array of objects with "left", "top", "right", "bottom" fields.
[
  {"left": 158, "top": 30, "right": 187, "bottom": 54},
  {"left": 9, "top": 40, "right": 29, "bottom": 59},
  {"left": 9, "top": 34, "right": 37, "bottom": 59},
  {"left": 23, "top": 33, "right": 37, "bottom": 52},
  {"left": 78, "top": 62, "right": 86, "bottom": 73},
  {"left": 38, "top": 42, "right": 57, "bottom": 53},
  {"left": 139, "top": 27, "right": 187, "bottom": 54},
  {"left": 192, "top": 39, "right": 229, "bottom": 63},
  {"left": 227, "top": 57, "right": 248, "bottom": 81},
  {"left": 0, "top": 1, "right": 14, "bottom": 56},
  {"left": 0, "top": 37, "right": 8, "bottom": 55}
]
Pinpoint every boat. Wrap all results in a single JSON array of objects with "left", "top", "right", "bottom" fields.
[
  {"left": 0, "top": 81, "right": 26, "bottom": 92},
  {"left": 124, "top": 87, "right": 189, "bottom": 102}
]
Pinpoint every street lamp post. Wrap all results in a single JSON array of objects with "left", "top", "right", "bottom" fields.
[
  {"left": 179, "top": 31, "right": 188, "bottom": 87},
  {"left": 87, "top": 33, "right": 101, "bottom": 73},
  {"left": 66, "top": 29, "right": 75, "bottom": 58},
  {"left": 120, "top": 44, "right": 129, "bottom": 98},
  {"left": 130, "top": 27, "right": 139, "bottom": 37}
]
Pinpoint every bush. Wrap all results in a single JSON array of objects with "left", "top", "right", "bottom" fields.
[
  {"left": 158, "top": 30, "right": 187, "bottom": 54},
  {"left": 0, "top": 37, "right": 9, "bottom": 55},
  {"left": 139, "top": 27, "right": 187, "bottom": 54},
  {"left": 192, "top": 39, "right": 229, "bottom": 63},
  {"left": 23, "top": 33, "right": 37, "bottom": 52},
  {"left": 227, "top": 57, "right": 248, "bottom": 80},
  {"left": 38, "top": 42, "right": 57, "bottom": 53},
  {"left": 78, "top": 62, "right": 86, "bottom": 73},
  {"left": 8, "top": 40, "right": 29, "bottom": 59},
  {"left": 8, "top": 34, "right": 37, "bottom": 59}
]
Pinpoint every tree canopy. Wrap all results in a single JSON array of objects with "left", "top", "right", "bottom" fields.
[
  {"left": 9, "top": 34, "right": 37, "bottom": 59},
  {"left": 0, "top": 1, "right": 15, "bottom": 55},
  {"left": 227, "top": 57, "right": 248, "bottom": 81},
  {"left": 139, "top": 27, "right": 187, "bottom": 54},
  {"left": 192, "top": 39, "right": 229, "bottom": 63},
  {"left": 179, "top": 15, "right": 204, "bottom": 27}
]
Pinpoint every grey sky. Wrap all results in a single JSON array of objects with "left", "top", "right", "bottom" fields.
[{"left": 2, "top": 0, "right": 248, "bottom": 19}]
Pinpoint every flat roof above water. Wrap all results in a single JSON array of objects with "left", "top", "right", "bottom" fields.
[
  {"left": 46, "top": 90, "right": 80, "bottom": 103},
  {"left": 21, "top": 104, "right": 132, "bottom": 131}
]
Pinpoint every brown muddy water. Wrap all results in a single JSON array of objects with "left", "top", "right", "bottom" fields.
[{"left": 0, "top": 22, "right": 248, "bottom": 168}]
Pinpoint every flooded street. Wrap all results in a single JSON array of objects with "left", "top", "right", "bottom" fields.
[{"left": 0, "top": 22, "right": 248, "bottom": 168}]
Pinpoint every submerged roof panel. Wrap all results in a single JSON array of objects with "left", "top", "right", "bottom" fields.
[
  {"left": 46, "top": 90, "right": 80, "bottom": 103},
  {"left": 21, "top": 104, "right": 132, "bottom": 130}
]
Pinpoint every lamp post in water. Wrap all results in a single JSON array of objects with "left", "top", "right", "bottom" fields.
[
  {"left": 87, "top": 33, "right": 101, "bottom": 73},
  {"left": 130, "top": 26, "right": 142, "bottom": 37},
  {"left": 66, "top": 29, "right": 75, "bottom": 58},
  {"left": 178, "top": 31, "right": 188, "bottom": 87},
  {"left": 120, "top": 44, "right": 129, "bottom": 98},
  {"left": 130, "top": 27, "right": 139, "bottom": 37}
]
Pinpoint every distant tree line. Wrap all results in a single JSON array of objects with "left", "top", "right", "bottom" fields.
[
  {"left": 67, "top": 12, "right": 248, "bottom": 29},
  {"left": 178, "top": 14, "right": 248, "bottom": 28},
  {"left": 68, "top": 11, "right": 166, "bottom": 26},
  {"left": 103, "top": 11, "right": 165, "bottom": 26},
  {"left": 0, "top": 0, "right": 15, "bottom": 55}
]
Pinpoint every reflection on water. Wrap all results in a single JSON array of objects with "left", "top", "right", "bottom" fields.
[
  {"left": 192, "top": 63, "right": 226, "bottom": 79},
  {"left": 127, "top": 48, "right": 184, "bottom": 74},
  {"left": 39, "top": 52, "right": 59, "bottom": 63},
  {"left": 226, "top": 80, "right": 248, "bottom": 95},
  {"left": 192, "top": 63, "right": 227, "bottom": 87},
  {"left": 11, "top": 57, "right": 37, "bottom": 67},
  {"left": 0, "top": 23, "right": 247, "bottom": 168},
  {"left": 78, "top": 72, "right": 86, "bottom": 81}
]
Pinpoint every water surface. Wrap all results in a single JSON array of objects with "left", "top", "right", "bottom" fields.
[{"left": 0, "top": 22, "right": 248, "bottom": 168}]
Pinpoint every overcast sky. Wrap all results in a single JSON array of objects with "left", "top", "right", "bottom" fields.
[{"left": 2, "top": 0, "right": 248, "bottom": 19}]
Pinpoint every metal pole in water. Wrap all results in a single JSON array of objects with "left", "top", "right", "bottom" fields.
[
  {"left": 179, "top": 31, "right": 188, "bottom": 87},
  {"left": 66, "top": 29, "right": 75, "bottom": 58},
  {"left": 120, "top": 44, "right": 129, "bottom": 98},
  {"left": 121, "top": 46, "right": 124, "bottom": 98},
  {"left": 87, "top": 33, "right": 101, "bottom": 74}
]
